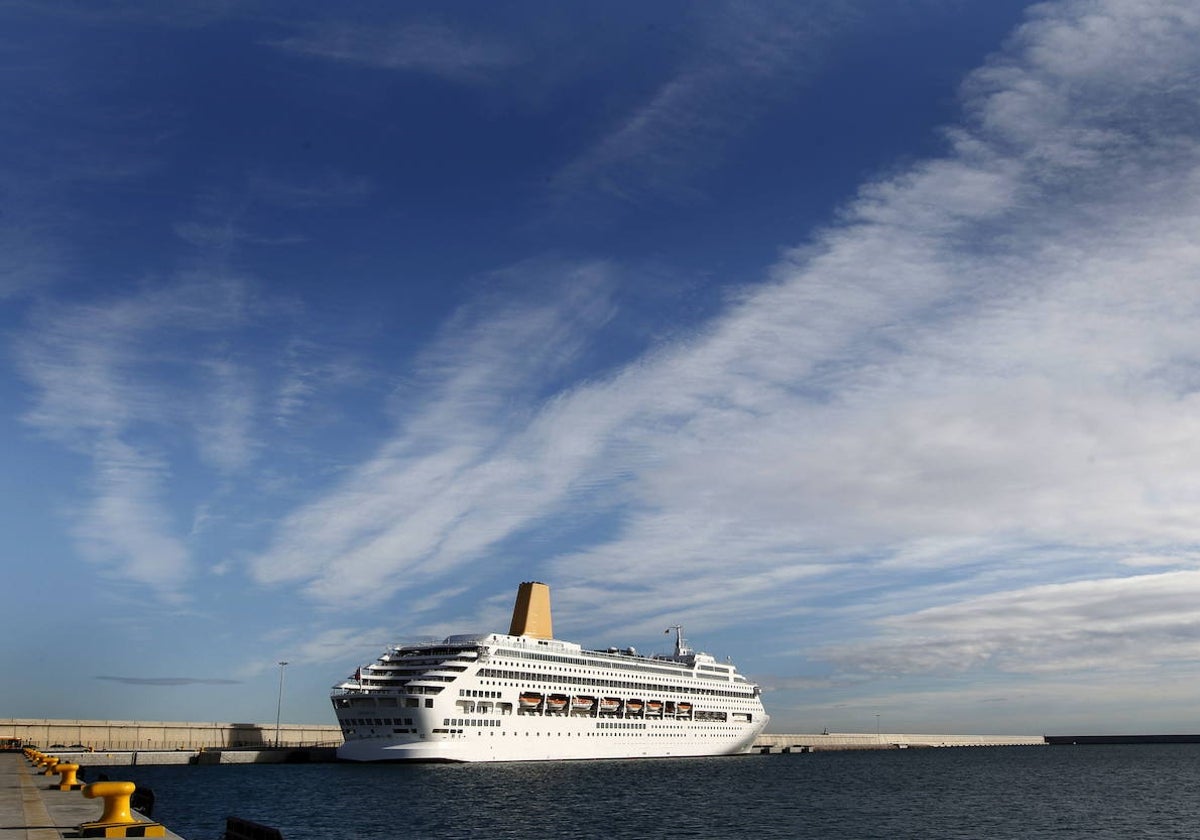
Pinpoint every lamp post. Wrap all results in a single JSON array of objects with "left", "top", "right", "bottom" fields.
[
  {"left": 875, "top": 713, "right": 881, "bottom": 743},
  {"left": 275, "top": 661, "right": 289, "bottom": 748}
]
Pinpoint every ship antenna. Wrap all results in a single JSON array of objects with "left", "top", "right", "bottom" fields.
[{"left": 665, "top": 624, "right": 690, "bottom": 656}]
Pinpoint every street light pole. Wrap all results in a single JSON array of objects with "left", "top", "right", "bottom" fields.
[
  {"left": 875, "top": 713, "right": 881, "bottom": 743},
  {"left": 275, "top": 661, "right": 289, "bottom": 748}
]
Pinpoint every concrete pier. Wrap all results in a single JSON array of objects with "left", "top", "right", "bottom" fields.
[{"left": 0, "top": 752, "right": 186, "bottom": 839}]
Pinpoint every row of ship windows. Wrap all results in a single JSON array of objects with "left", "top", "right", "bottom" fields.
[
  {"left": 459, "top": 690, "right": 501, "bottom": 698},
  {"left": 430, "top": 730, "right": 736, "bottom": 738},
  {"left": 374, "top": 664, "right": 468, "bottom": 673},
  {"left": 496, "top": 649, "right": 705, "bottom": 680},
  {"left": 334, "top": 696, "right": 436, "bottom": 708},
  {"left": 387, "top": 648, "right": 475, "bottom": 659},
  {"left": 476, "top": 668, "right": 753, "bottom": 699},
  {"left": 343, "top": 717, "right": 414, "bottom": 726}
]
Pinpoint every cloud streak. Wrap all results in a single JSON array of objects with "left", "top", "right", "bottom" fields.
[
  {"left": 96, "top": 675, "right": 241, "bottom": 686},
  {"left": 552, "top": 1, "right": 857, "bottom": 205},
  {"left": 267, "top": 21, "right": 521, "bottom": 83}
]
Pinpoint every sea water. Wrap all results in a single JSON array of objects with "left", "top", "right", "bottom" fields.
[{"left": 104, "top": 745, "right": 1200, "bottom": 839}]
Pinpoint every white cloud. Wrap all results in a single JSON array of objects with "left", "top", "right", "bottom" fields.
[
  {"left": 194, "top": 357, "right": 258, "bottom": 474},
  {"left": 826, "top": 570, "right": 1200, "bottom": 676},
  {"left": 248, "top": 261, "right": 618, "bottom": 602},
  {"left": 251, "top": 0, "right": 1200, "bottom": 695},
  {"left": 15, "top": 277, "right": 255, "bottom": 594},
  {"left": 73, "top": 437, "right": 190, "bottom": 595}
]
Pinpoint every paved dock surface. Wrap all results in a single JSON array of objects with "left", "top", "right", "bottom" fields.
[{"left": 0, "top": 754, "right": 184, "bottom": 839}]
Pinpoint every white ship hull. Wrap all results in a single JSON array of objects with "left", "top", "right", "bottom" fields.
[
  {"left": 335, "top": 716, "right": 766, "bottom": 763},
  {"left": 331, "top": 582, "right": 769, "bottom": 763}
]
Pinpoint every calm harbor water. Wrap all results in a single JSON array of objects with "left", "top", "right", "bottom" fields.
[{"left": 102, "top": 745, "right": 1200, "bottom": 839}]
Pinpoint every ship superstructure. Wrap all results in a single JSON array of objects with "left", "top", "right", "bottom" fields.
[{"left": 331, "top": 581, "right": 769, "bottom": 762}]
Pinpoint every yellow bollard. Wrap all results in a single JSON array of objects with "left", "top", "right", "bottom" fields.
[
  {"left": 40, "top": 756, "right": 60, "bottom": 775},
  {"left": 51, "top": 762, "right": 84, "bottom": 791},
  {"left": 79, "top": 781, "right": 165, "bottom": 838}
]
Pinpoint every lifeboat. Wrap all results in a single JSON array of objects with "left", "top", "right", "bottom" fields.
[
  {"left": 677, "top": 702, "right": 693, "bottom": 714},
  {"left": 518, "top": 693, "right": 543, "bottom": 710},
  {"left": 646, "top": 700, "right": 663, "bottom": 714},
  {"left": 571, "top": 696, "right": 595, "bottom": 711},
  {"left": 546, "top": 694, "right": 569, "bottom": 712},
  {"left": 598, "top": 698, "right": 621, "bottom": 713},
  {"left": 625, "top": 699, "right": 644, "bottom": 713}
]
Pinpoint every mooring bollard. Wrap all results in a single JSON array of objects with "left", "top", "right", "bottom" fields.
[
  {"left": 52, "top": 761, "right": 84, "bottom": 791},
  {"left": 40, "top": 756, "right": 60, "bottom": 775},
  {"left": 78, "top": 780, "right": 166, "bottom": 838}
]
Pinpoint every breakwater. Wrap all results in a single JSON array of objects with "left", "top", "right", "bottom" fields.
[
  {"left": 1045, "top": 734, "right": 1200, "bottom": 745},
  {"left": 27, "top": 747, "right": 337, "bottom": 767},
  {"left": 1, "top": 718, "right": 341, "bottom": 751},
  {"left": 755, "top": 732, "right": 1046, "bottom": 752},
  {"left": 3, "top": 718, "right": 1047, "bottom": 762}
]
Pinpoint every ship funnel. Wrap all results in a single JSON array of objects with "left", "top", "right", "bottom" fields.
[{"left": 508, "top": 581, "right": 553, "bottom": 640}]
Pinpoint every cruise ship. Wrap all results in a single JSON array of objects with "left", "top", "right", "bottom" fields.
[{"left": 332, "top": 581, "right": 769, "bottom": 762}]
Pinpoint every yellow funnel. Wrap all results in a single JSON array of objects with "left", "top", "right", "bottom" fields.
[{"left": 508, "top": 581, "right": 553, "bottom": 639}]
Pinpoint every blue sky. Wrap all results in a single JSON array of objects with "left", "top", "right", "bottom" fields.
[{"left": 4, "top": 0, "right": 1200, "bottom": 736}]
